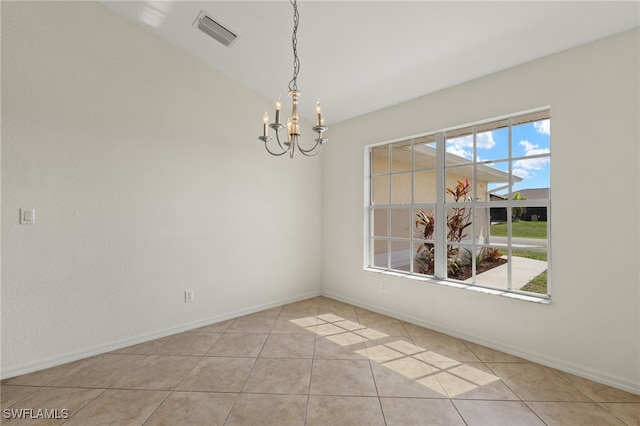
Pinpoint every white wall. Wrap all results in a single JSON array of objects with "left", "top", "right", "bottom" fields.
[
  {"left": 1, "top": 2, "right": 321, "bottom": 377},
  {"left": 322, "top": 28, "right": 640, "bottom": 393}
]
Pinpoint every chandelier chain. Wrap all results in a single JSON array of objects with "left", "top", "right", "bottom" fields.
[{"left": 288, "top": 0, "right": 300, "bottom": 92}]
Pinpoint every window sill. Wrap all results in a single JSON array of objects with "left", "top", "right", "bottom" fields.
[{"left": 364, "top": 267, "right": 551, "bottom": 304}]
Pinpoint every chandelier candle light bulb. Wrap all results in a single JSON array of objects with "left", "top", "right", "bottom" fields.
[
  {"left": 263, "top": 112, "right": 269, "bottom": 137},
  {"left": 316, "top": 101, "right": 322, "bottom": 126},
  {"left": 257, "top": 0, "right": 328, "bottom": 158},
  {"left": 275, "top": 97, "right": 281, "bottom": 124}
]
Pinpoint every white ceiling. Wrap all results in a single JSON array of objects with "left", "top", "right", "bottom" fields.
[{"left": 100, "top": 1, "right": 639, "bottom": 124}]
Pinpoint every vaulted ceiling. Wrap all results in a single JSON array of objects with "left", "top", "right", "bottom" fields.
[{"left": 101, "top": 1, "right": 639, "bottom": 124}]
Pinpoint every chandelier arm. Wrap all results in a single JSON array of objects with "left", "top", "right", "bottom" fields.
[
  {"left": 299, "top": 146, "right": 322, "bottom": 157},
  {"left": 297, "top": 139, "right": 321, "bottom": 154},
  {"left": 264, "top": 140, "right": 289, "bottom": 156},
  {"left": 273, "top": 127, "right": 287, "bottom": 151}
]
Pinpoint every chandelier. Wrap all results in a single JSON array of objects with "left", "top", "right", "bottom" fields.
[{"left": 258, "top": 0, "right": 328, "bottom": 158}]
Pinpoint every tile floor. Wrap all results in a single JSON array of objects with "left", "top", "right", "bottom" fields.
[{"left": 2, "top": 296, "right": 639, "bottom": 425}]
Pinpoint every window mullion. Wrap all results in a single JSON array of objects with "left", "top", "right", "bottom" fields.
[{"left": 434, "top": 132, "right": 447, "bottom": 279}]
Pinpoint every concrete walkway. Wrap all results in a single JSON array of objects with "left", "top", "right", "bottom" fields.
[{"left": 463, "top": 256, "right": 547, "bottom": 290}]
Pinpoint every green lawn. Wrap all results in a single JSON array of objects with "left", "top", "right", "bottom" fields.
[
  {"left": 512, "top": 250, "right": 547, "bottom": 261},
  {"left": 520, "top": 270, "right": 547, "bottom": 294},
  {"left": 490, "top": 221, "right": 547, "bottom": 239}
]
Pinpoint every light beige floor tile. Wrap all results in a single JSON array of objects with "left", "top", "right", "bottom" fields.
[
  {"left": 316, "top": 313, "right": 351, "bottom": 323},
  {"left": 599, "top": 402, "right": 640, "bottom": 426},
  {"left": 205, "top": 333, "right": 268, "bottom": 357},
  {"left": 315, "top": 322, "right": 355, "bottom": 338},
  {"left": 463, "top": 341, "right": 528, "bottom": 363},
  {"left": 412, "top": 335, "right": 483, "bottom": 364},
  {"left": 242, "top": 357, "right": 311, "bottom": 394},
  {"left": 356, "top": 317, "right": 410, "bottom": 337},
  {"left": 402, "top": 322, "right": 449, "bottom": 338},
  {"left": 188, "top": 319, "right": 234, "bottom": 333},
  {"left": 111, "top": 337, "right": 171, "bottom": 355},
  {"left": 437, "top": 362, "right": 519, "bottom": 400},
  {"left": 317, "top": 304, "right": 359, "bottom": 321},
  {"left": 2, "top": 360, "right": 85, "bottom": 386},
  {"left": 354, "top": 308, "right": 388, "bottom": 320},
  {"left": 453, "top": 400, "right": 546, "bottom": 426},
  {"left": 252, "top": 306, "right": 283, "bottom": 317},
  {"left": 313, "top": 334, "right": 368, "bottom": 360},
  {"left": 1, "top": 385, "right": 42, "bottom": 408},
  {"left": 271, "top": 316, "right": 319, "bottom": 334},
  {"left": 487, "top": 362, "right": 592, "bottom": 402},
  {"left": 259, "top": 334, "right": 315, "bottom": 358},
  {"left": 306, "top": 395, "right": 385, "bottom": 426},
  {"left": 176, "top": 357, "right": 255, "bottom": 392},
  {"left": 310, "top": 359, "right": 377, "bottom": 396},
  {"left": 152, "top": 332, "right": 221, "bottom": 356},
  {"left": 63, "top": 389, "right": 168, "bottom": 426},
  {"left": 225, "top": 316, "right": 276, "bottom": 333},
  {"left": 225, "top": 393, "right": 307, "bottom": 426},
  {"left": 552, "top": 369, "right": 640, "bottom": 403},
  {"left": 144, "top": 391, "right": 237, "bottom": 426},
  {"left": 278, "top": 302, "right": 320, "bottom": 317},
  {"left": 370, "top": 358, "right": 448, "bottom": 398},
  {"left": 110, "top": 355, "right": 199, "bottom": 390},
  {"left": 381, "top": 397, "right": 466, "bottom": 425},
  {"left": 1, "top": 387, "right": 104, "bottom": 426},
  {"left": 527, "top": 401, "right": 627, "bottom": 426},
  {"left": 362, "top": 337, "right": 423, "bottom": 363},
  {"left": 48, "top": 354, "right": 146, "bottom": 388}
]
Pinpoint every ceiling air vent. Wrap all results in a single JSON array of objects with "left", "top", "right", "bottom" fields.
[{"left": 194, "top": 11, "right": 237, "bottom": 47}]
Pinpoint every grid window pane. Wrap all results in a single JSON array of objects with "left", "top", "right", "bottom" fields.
[
  {"left": 391, "top": 173, "right": 412, "bottom": 204},
  {"left": 372, "top": 146, "right": 389, "bottom": 174},
  {"left": 372, "top": 176, "right": 390, "bottom": 205},
  {"left": 476, "top": 123, "right": 508, "bottom": 163},
  {"left": 413, "top": 170, "right": 437, "bottom": 203},
  {"left": 445, "top": 167, "right": 473, "bottom": 204},
  {"left": 390, "top": 240, "right": 411, "bottom": 272},
  {"left": 391, "top": 141, "right": 413, "bottom": 172},
  {"left": 445, "top": 126, "right": 474, "bottom": 164},
  {"left": 390, "top": 208, "right": 411, "bottom": 238},
  {"left": 372, "top": 209, "right": 388, "bottom": 237},
  {"left": 373, "top": 239, "right": 388, "bottom": 268}
]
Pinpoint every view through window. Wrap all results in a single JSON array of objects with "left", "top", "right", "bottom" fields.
[{"left": 368, "top": 109, "right": 550, "bottom": 298}]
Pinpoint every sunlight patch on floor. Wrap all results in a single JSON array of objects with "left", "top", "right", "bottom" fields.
[{"left": 291, "top": 314, "right": 499, "bottom": 397}]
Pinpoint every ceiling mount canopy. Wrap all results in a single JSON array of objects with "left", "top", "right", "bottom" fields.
[{"left": 258, "top": 0, "right": 328, "bottom": 158}]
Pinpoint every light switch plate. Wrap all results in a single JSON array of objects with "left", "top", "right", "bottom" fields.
[{"left": 20, "top": 208, "right": 35, "bottom": 225}]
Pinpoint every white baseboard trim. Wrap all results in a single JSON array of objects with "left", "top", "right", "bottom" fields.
[
  {"left": 321, "top": 290, "right": 640, "bottom": 396},
  {"left": 1, "top": 290, "right": 320, "bottom": 380}
]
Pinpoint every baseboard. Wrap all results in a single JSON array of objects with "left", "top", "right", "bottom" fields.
[
  {"left": 1, "top": 290, "right": 320, "bottom": 380},
  {"left": 321, "top": 290, "right": 640, "bottom": 396}
]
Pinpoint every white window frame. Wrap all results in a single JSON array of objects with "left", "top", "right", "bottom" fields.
[{"left": 365, "top": 108, "right": 551, "bottom": 303}]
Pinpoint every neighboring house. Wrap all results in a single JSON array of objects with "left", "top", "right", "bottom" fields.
[
  {"left": 489, "top": 194, "right": 508, "bottom": 222},
  {"left": 489, "top": 188, "right": 549, "bottom": 222},
  {"left": 517, "top": 188, "right": 549, "bottom": 221}
]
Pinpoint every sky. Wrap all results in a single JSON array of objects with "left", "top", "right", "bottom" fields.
[{"left": 445, "top": 119, "right": 550, "bottom": 195}]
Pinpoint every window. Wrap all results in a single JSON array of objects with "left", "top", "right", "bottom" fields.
[{"left": 367, "top": 109, "right": 551, "bottom": 298}]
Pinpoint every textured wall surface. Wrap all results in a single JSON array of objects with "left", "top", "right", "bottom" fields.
[
  {"left": 322, "top": 28, "right": 640, "bottom": 393},
  {"left": 1, "top": 2, "right": 321, "bottom": 377}
]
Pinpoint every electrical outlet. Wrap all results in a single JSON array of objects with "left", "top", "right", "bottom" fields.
[
  {"left": 185, "top": 290, "right": 194, "bottom": 303},
  {"left": 381, "top": 283, "right": 387, "bottom": 292}
]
